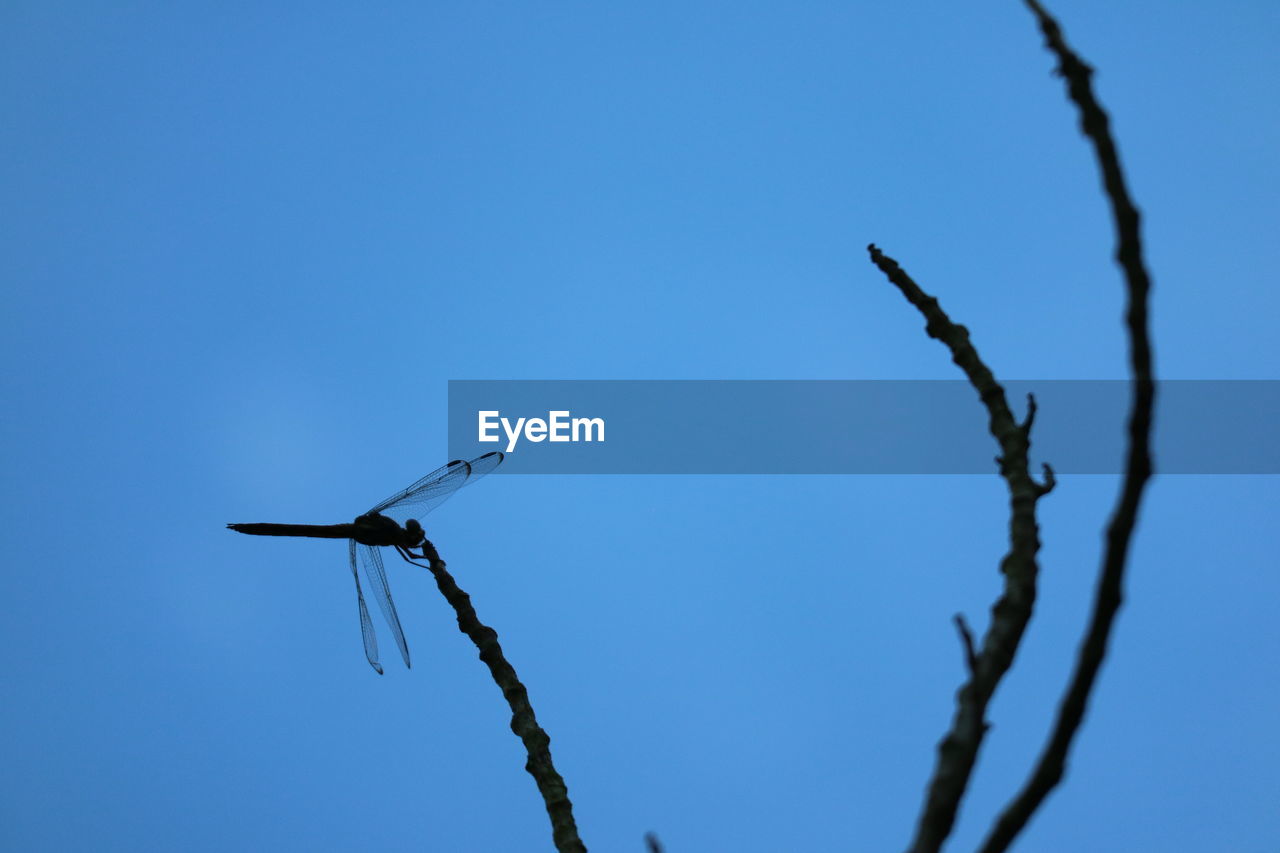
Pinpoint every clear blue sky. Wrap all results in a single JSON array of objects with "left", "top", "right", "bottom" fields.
[{"left": 3, "top": 2, "right": 1277, "bottom": 851}]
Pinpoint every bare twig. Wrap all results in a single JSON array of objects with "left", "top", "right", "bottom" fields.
[
  {"left": 410, "top": 541, "right": 587, "bottom": 853},
  {"left": 866, "top": 245, "right": 1055, "bottom": 853},
  {"left": 952, "top": 614, "right": 979, "bottom": 675},
  {"left": 978, "top": 4, "right": 1157, "bottom": 851}
]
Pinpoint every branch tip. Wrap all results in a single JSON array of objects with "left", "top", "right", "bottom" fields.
[
  {"left": 953, "top": 614, "right": 979, "bottom": 674},
  {"left": 1021, "top": 393, "right": 1039, "bottom": 433}
]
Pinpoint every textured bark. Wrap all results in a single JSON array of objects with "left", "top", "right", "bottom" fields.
[
  {"left": 978, "top": 4, "right": 1157, "bottom": 850},
  {"left": 410, "top": 542, "right": 587, "bottom": 853},
  {"left": 866, "top": 245, "right": 1055, "bottom": 853}
]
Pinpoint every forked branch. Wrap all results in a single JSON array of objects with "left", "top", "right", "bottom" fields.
[{"left": 869, "top": 2, "right": 1157, "bottom": 850}]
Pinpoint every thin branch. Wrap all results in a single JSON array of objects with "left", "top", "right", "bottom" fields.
[
  {"left": 952, "top": 614, "right": 979, "bottom": 675},
  {"left": 865, "top": 245, "right": 1054, "bottom": 853},
  {"left": 409, "top": 541, "right": 587, "bottom": 853},
  {"left": 979, "top": 4, "right": 1157, "bottom": 850}
]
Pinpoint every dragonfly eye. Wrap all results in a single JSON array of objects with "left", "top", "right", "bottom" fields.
[{"left": 405, "top": 519, "right": 423, "bottom": 536}]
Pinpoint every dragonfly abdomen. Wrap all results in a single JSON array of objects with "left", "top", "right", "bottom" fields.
[{"left": 227, "top": 522, "right": 357, "bottom": 539}]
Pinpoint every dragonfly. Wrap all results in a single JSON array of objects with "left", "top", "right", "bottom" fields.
[{"left": 228, "top": 451, "right": 504, "bottom": 674}]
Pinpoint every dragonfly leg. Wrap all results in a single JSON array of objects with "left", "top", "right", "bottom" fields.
[{"left": 395, "top": 545, "right": 431, "bottom": 565}]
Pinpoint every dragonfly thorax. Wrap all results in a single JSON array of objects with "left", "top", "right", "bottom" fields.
[{"left": 351, "top": 511, "right": 422, "bottom": 548}]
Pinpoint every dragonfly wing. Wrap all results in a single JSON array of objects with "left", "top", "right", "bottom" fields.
[
  {"left": 462, "top": 449, "right": 505, "bottom": 480},
  {"left": 349, "top": 539, "right": 383, "bottom": 674},
  {"left": 368, "top": 451, "right": 504, "bottom": 518},
  {"left": 359, "top": 544, "right": 411, "bottom": 669},
  {"left": 367, "top": 459, "right": 469, "bottom": 515}
]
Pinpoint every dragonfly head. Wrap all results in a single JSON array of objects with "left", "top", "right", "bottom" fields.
[{"left": 403, "top": 518, "right": 425, "bottom": 545}]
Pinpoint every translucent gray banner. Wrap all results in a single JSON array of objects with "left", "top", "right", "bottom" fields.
[{"left": 447, "top": 380, "right": 1278, "bottom": 474}]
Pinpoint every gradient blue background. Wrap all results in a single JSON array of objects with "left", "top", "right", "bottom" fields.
[{"left": 3, "top": 2, "right": 1277, "bottom": 851}]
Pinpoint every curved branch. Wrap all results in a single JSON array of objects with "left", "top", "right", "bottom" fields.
[
  {"left": 866, "top": 245, "right": 1055, "bottom": 853},
  {"left": 979, "top": 4, "right": 1157, "bottom": 851},
  {"left": 410, "top": 542, "right": 587, "bottom": 853}
]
